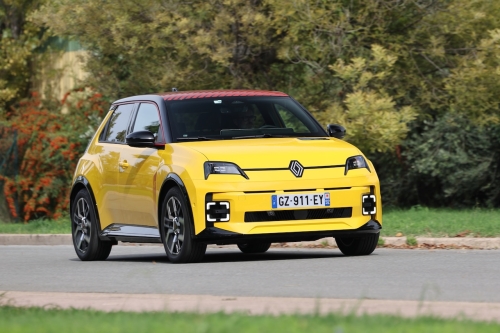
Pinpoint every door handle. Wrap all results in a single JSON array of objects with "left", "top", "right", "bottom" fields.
[{"left": 119, "top": 160, "right": 129, "bottom": 169}]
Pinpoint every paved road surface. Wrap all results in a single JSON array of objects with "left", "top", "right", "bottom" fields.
[{"left": 1, "top": 245, "right": 499, "bottom": 303}]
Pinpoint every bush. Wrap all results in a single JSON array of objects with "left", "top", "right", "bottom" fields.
[
  {"left": 0, "top": 90, "right": 107, "bottom": 221},
  {"left": 371, "top": 113, "right": 500, "bottom": 208}
]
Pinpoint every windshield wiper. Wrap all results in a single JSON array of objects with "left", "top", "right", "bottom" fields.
[
  {"left": 176, "top": 137, "right": 216, "bottom": 141},
  {"left": 232, "top": 134, "right": 290, "bottom": 139}
]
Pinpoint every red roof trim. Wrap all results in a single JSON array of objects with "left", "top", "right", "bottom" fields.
[{"left": 160, "top": 90, "right": 288, "bottom": 101}]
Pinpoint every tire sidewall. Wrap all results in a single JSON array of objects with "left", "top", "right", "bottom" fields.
[
  {"left": 161, "top": 187, "right": 196, "bottom": 263},
  {"left": 71, "top": 189, "right": 100, "bottom": 261}
]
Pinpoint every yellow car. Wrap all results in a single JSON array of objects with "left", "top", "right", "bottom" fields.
[{"left": 70, "top": 90, "right": 381, "bottom": 263}]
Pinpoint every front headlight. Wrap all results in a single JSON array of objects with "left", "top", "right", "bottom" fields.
[
  {"left": 344, "top": 155, "right": 371, "bottom": 175},
  {"left": 204, "top": 162, "right": 248, "bottom": 179}
]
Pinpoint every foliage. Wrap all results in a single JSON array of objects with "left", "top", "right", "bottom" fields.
[
  {"left": 0, "top": 0, "right": 46, "bottom": 114},
  {"left": 374, "top": 113, "right": 500, "bottom": 208},
  {"left": 0, "top": 91, "right": 107, "bottom": 221},
  {"left": 317, "top": 45, "right": 417, "bottom": 153},
  {"left": 0, "top": 0, "right": 494, "bottom": 215},
  {"left": 445, "top": 29, "right": 500, "bottom": 124},
  {"left": 405, "top": 114, "right": 500, "bottom": 207},
  {"left": 33, "top": 0, "right": 500, "bottom": 135}
]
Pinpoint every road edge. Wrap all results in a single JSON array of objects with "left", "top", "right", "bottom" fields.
[{"left": 0, "top": 234, "right": 499, "bottom": 249}]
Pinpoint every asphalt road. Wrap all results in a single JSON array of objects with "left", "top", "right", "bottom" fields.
[{"left": 1, "top": 245, "right": 499, "bottom": 303}]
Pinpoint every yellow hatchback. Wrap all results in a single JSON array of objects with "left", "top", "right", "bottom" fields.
[{"left": 70, "top": 90, "right": 382, "bottom": 263}]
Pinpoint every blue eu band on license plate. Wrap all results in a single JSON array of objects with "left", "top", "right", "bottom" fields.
[{"left": 272, "top": 193, "right": 330, "bottom": 209}]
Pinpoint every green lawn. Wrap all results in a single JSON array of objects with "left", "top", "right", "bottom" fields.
[
  {"left": 1, "top": 208, "right": 499, "bottom": 237},
  {"left": 0, "top": 217, "right": 70, "bottom": 234},
  {"left": 0, "top": 306, "right": 498, "bottom": 333},
  {"left": 382, "top": 207, "right": 500, "bottom": 237}
]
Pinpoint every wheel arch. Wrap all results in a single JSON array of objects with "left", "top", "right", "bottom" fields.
[
  {"left": 157, "top": 173, "right": 195, "bottom": 234},
  {"left": 70, "top": 176, "right": 103, "bottom": 232}
]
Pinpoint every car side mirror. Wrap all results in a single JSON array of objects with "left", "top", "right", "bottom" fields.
[
  {"left": 126, "top": 130, "right": 156, "bottom": 147},
  {"left": 327, "top": 124, "right": 346, "bottom": 139}
]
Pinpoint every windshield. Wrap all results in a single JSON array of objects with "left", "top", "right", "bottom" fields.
[{"left": 167, "top": 96, "right": 325, "bottom": 142}]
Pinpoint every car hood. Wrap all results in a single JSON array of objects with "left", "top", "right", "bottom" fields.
[{"left": 178, "top": 137, "right": 362, "bottom": 169}]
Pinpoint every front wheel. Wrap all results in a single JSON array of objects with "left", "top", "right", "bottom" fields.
[
  {"left": 161, "top": 187, "right": 207, "bottom": 263},
  {"left": 335, "top": 233, "right": 379, "bottom": 256},
  {"left": 71, "top": 189, "right": 113, "bottom": 261},
  {"left": 237, "top": 242, "right": 272, "bottom": 254}
]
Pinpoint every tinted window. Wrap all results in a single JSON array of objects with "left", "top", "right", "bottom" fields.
[
  {"left": 168, "top": 97, "right": 324, "bottom": 142},
  {"left": 132, "top": 103, "right": 161, "bottom": 140},
  {"left": 274, "top": 103, "right": 311, "bottom": 133},
  {"left": 102, "top": 104, "right": 134, "bottom": 143}
]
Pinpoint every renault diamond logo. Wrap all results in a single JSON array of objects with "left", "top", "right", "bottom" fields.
[{"left": 289, "top": 160, "right": 304, "bottom": 178}]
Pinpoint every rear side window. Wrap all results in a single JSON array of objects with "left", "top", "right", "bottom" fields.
[
  {"left": 131, "top": 103, "right": 162, "bottom": 141},
  {"left": 101, "top": 103, "right": 134, "bottom": 143}
]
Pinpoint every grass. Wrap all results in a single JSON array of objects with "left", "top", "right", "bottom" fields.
[
  {"left": 382, "top": 207, "right": 500, "bottom": 237},
  {"left": 0, "top": 217, "right": 70, "bottom": 234},
  {"left": 1, "top": 208, "right": 500, "bottom": 238},
  {"left": 406, "top": 236, "right": 418, "bottom": 246},
  {"left": 0, "top": 306, "right": 499, "bottom": 333}
]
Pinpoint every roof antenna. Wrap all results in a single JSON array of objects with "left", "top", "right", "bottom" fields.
[{"left": 172, "top": 87, "right": 178, "bottom": 92}]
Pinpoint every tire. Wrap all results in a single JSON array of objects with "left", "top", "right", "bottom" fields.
[
  {"left": 335, "top": 233, "right": 379, "bottom": 256},
  {"left": 71, "top": 189, "right": 113, "bottom": 261},
  {"left": 161, "top": 187, "right": 207, "bottom": 263},
  {"left": 237, "top": 242, "right": 272, "bottom": 254}
]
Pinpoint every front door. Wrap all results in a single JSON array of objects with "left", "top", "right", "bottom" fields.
[
  {"left": 117, "top": 102, "right": 163, "bottom": 227},
  {"left": 94, "top": 103, "right": 135, "bottom": 229}
]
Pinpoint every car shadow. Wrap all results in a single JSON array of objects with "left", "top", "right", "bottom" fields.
[
  {"left": 100, "top": 248, "right": 348, "bottom": 264},
  {"left": 202, "top": 249, "right": 345, "bottom": 263}
]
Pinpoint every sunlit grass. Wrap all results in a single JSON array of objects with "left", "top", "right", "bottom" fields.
[
  {"left": 0, "top": 217, "right": 70, "bottom": 234},
  {"left": 0, "top": 306, "right": 499, "bottom": 333},
  {"left": 383, "top": 207, "right": 500, "bottom": 237}
]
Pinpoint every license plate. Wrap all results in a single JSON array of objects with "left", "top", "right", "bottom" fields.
[{"left": 271, "top": 193, "right": 330, "bottom": 209}]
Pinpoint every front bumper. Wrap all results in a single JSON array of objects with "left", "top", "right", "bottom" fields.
[
  {"left": 195, "top": 219, "right": 381, "bottom": 244},
  {"left": 186, "top": 172, "right": 382, "bottom": 238}
]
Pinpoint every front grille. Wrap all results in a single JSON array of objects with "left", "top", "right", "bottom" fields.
[{"left": 244, "top": 207, "right": 352, "bottom": 222}]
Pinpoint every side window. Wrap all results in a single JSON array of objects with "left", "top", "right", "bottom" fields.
[
  {"left": 132, "top": 103, "right": 160, "bottom": 138},
  {"left": 131, "top": 103, "right": 162, "bottom": 141},
  {"left": 275, "top": 104, "right": 309, "bottom": 133},
  {"left": 102, "top": 103, "right": 134, "bottom": 143}
]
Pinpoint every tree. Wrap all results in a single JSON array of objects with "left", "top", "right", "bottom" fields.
[
  {"left": 0, "top": 0, "right": 45, "bottom": 114},
  {"left": 445, "top": 29, "right": 500, "bottom": 125},
  {"left": 317, "top": 45, "right": 416, "bottom": 153},
  {"left": 32, "top": 0, "right": 500, "bottom": 208}
]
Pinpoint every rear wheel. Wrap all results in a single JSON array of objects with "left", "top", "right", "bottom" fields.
[
  {"left": 161, "top": 187, "right": 206, "bottom": 263},
  {"left": 237, "top": 242, "right": 272, "bottom": 254},
  {"left": 71, "top": 189, "right": 112, "bottom": 261},
  {"left": 335, "top": 233, "right": 379, "bottom": 256}
]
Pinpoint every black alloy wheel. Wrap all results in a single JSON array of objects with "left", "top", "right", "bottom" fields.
[
  {"left": 335, "top": 233, "right": 379, "bottom": 256},
  {"left": 237, "top": 242, "right": 272, "bottom": 254},
  {"left": 71, "top": 189, "right": 113, "bottom": 261},
  {"left": 161, "top": 187, "right": 206, "bottom": 263}
]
